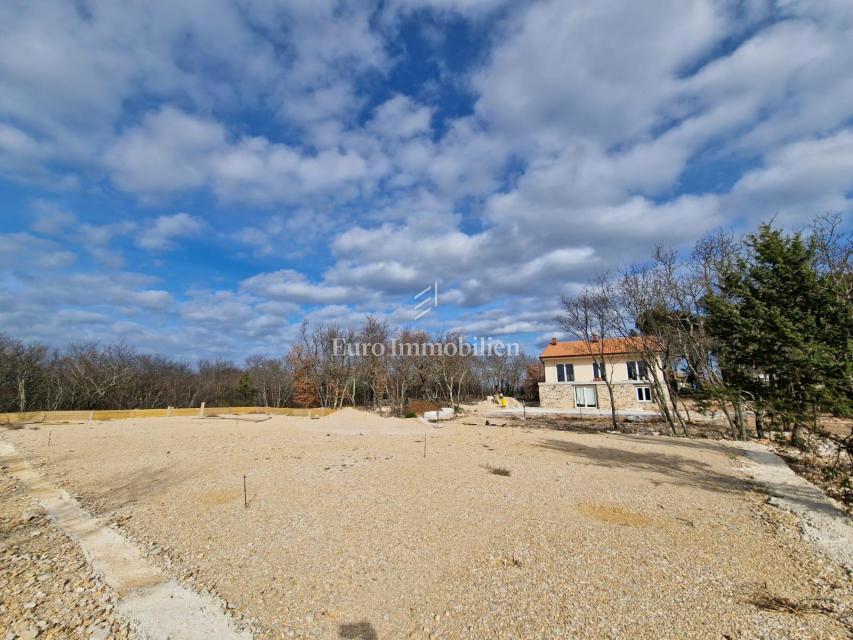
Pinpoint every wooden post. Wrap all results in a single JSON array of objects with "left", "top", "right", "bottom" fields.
[
  {"left": 243, "top": 475, "right": 248, "bottom": 509},
  {"left": 423, "top": 435, "right": 427, "bottom": 458},
  {"left": 199, "top": 402, "right": 205, "bottom": 418}
]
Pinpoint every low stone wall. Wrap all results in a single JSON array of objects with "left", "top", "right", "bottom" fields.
[{"left": 0, "top": 406, "right": 335, "bottom": 425}]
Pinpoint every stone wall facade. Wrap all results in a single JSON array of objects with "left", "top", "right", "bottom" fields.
[
  {"left": 539, "top": 381, "right": 659, "bottom": 412},
  {"left": 538, "top": 382, "right": 577, "bottom": 409}
]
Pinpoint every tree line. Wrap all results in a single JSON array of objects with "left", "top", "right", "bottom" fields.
[
  {"left": 558, "top": 214, "right": 851, "bottom": 444},
  {"left": 2, "top": 214, "right": 848, "bottom": 439},
  {"left": 0, "top": 320, "right": 537, "bottom": 415}
]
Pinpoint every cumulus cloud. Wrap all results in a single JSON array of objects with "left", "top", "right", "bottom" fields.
[
  {"left": 106, "top": 107, "right": 377, "bottom": 204},
  {"left": 0, "top": 1, "right": 385, "bottom": 178},
  {"left": 1, "top": 0, "right": 853, "bottom": 358},
  {"left": 472, "top": 0, "right": 729, "bottom": 149},
  {"left": 0, "top": 233, "right": 76, "bottom": 269},
  {"left": 368, "top": 95, "right": 433, "bottom": 140},
  {"left": 241, "top": 269, "right": 357, "bottom": 305},
  {"left": 138, "top": 213, "right": 204, "bottom": 251},
  {"left": 106, "top": 109, "right": 226, "bottom": 195},
  {"left": 29, "top": 200, "right": 77, "bottom": 235},
  {"left": 724, "top": 130, "right": 853, "bottom": 222},
  {"left": 27, "top": 200, "right": 137, "bottom": 267}
]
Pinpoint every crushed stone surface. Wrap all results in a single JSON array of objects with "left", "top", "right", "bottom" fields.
[
  {"left": 3, "top": 413, "right": 852, "bottom": 639},
  {"left": 0, "top": 462, "right": 136, "bottom": 640}
]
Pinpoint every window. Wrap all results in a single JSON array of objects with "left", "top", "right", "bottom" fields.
[
  {"left": 627, "top": 360, "right": 648, "bottom": 381},
  {"left": 592, "top": 361, "right": 606, "bottom": 380},
  {"left": 636, "top": 387, "right": 652, "bottom": 402},
  {"left": 575, "top": 385, "right": 597, "bottom": 407},
  {"left": 556, "top": 363, "right": 574, "bottom": 382}
]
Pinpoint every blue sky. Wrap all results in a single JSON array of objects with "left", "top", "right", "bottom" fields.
[{"left": 1, "top": 0, "right": 852, "bottom": 361}]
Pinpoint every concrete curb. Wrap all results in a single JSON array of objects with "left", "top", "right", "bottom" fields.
[
  {"left": 738, "top": 441, "right": 852, "bottom": 573},
  {"left": 0, "top": 440, "right": 253, "bottom": 640}
]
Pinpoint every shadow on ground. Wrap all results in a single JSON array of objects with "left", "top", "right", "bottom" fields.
[
  {"left": 339, "top": 621, "right": 378, "bottom": 640},
  {"left": 34, "top": 456, "right": 199, "bottom": 510},
  {"left": 537, "top": 437, "right": 752, "bottom": 496},
  {"left": 508, "top": 415, "right": 731, "bottom": 439}
]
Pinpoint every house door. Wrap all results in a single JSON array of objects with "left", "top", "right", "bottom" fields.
[{"left": 574, "top": 385, "right": 597, "bottom": 408}]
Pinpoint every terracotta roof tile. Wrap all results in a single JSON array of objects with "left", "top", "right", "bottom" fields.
[{"left": 540, "top": 337, "right": 660, "bottom": 359}]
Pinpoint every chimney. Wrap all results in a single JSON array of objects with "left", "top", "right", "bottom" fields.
[
  {"left": 591, "top": 333, "right": 600, "bottom": 342},
  {"left": 550, "top": 337, "right": 557, "bottom": 345}
]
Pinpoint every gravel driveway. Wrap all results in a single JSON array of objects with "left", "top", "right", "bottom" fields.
[{"left": 3, "top": 410, "right": 850, "bottom": 639}]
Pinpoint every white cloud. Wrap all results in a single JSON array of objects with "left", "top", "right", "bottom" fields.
[
  {"left": 0, "top": 0, "right": 390, "bottom": 190},
  {"left": 29, "top": 200, "right": 77, "bottom": 235},
  {"left": 0, "top": 233, "right": 76, "bottom": 269},
  {"left": 2, "top": 0, "right": 853, "bottom": 358},
  {"left": 138, "top": 213, "right": 204, "bottom": 251},
  {"left": 28, "top": 200, "right": 137, "bottom": 267},
  {"left": 725, "top": 129, "right": 853, "bottom": 223},
  {"left": 241, "top": 269, "right": 357, "bottom": 305},
  {"left": 106, "top": 107, "right": 379, "bottom": 204},
  {"left": 106, "top": 109, "right": 225, "bottom": 194},
  {"left": 368, "top": 95, "right": 433, "bottom": 140},
  {"left": 179, "top": 291, "right": 257, "bottom": 326},
  {"left": 472, "top": 0, "right": 730, "bottom": 150}
]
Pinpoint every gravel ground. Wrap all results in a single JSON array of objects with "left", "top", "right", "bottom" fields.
[
  {"left": 3, "top": 410, "right": 851, "bottom": 639},
  {"left": 0, "top": 467, "right": 135, "bottom": 639}
]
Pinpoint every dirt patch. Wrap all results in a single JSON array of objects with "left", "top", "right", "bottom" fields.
[
  {"left": 202, "top": 490, "right": 242, "bottom": 506},
  {"left": 577, "top": 502, "right": 655, "bottom": 527}
]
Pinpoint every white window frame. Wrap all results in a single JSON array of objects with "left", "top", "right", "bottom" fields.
[
  {"left": 627, "top": 360, "right": 649, "bottom": 381},
  {"left": 575, "top": 385, "right": 597, "bottom": 408},
  {"left": 636, "top": 386, "right": 652, "bottom": 402},
  {"left": 556, "top": 363, "right": 574, "bottom": 383}
]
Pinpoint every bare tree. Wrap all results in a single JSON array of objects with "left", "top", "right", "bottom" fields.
[
  {"left": 432, "top": 332, "right": 473, "bottom": 409},
  {"left": 386, "top": 329, "right": 429, "bottom": 415},
  {"left": 245, "top": 355, "right": 293, "bottom": 407},
  {"left": 616, "top": 265, "right": 687, "bottom": 436},
  {"left": 558, "top": 278, "right": 621, "bottom": 430},
  {"left": 809, "top": 213, "right": 852, "bottom": 299}
]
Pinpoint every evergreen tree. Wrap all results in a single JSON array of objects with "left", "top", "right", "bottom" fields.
[
  {"left": 705, "top": 224, "right": 852, "bottom": 445},
  {"left": 234, "top": 372, "right": 255, "bottom": 405}
]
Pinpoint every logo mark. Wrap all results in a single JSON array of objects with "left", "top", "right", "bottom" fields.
[{"left": 413, "top": 281, "right": 439, "bottom": 320}]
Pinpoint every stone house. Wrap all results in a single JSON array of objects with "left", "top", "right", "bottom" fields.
[{"left": 538, "top": 336, "right": 669, "bottom": 412}]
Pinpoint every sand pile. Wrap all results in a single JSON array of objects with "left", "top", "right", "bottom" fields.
[{"left": 307, "top": 407, "right": 429, "bottom": 434}]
